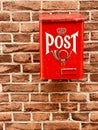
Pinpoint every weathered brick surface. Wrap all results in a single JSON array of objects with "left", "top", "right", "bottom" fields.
[
  {"left": 21, "top": 23, "right": 39, "bottom": 33},
  {"left": 44, "top": 122, "right": 79, "bottom": 130},
  {"left": 0, "top": 103, "right": 22, "bottom": 112},
  {"left": 14, "top": 34, "right": 31, "bottom": 42},
  {"left": 91, "top": 11, "right": 98, "bottom": 21},
  {"left": 0, "top": 12, "right": 10, "bottom": 21},
  {"left": 90, "top": 113, "right": 98, "bottom": 122},
  {"left": 0, "top": 75, "right": 10, "bottom": 83},
  {"left": 12, "top": 12, "right": 30, "bottom": 21},
  {"left": 33, "top": 113, "right": 50, "bottom": 121},
  {"left": 3, "top": 1, "right": 41, "bottom": 11},
  {"left": 0, "top": 114, "right": 11, "bottom": 121},
  {"left": 0, "top": 23, "right": 19, "bottom": 32},
  {"left": 43, "top": 1, "right": 78, "bottom": 10},
  {"left": 0, "top": 34, "right": 11, "bottom": 42},
  {"left": 3, "top": 84, "right": 38, "bottom": 92},
  {"left": 82, "top": 123, "right": 98, "bottom": 130},
  {"left": 0, "top": 93, "right": 9, "bottom": 102},
  {"left": 13, "top": 54, "right": 31, "bottom": 63},
  {"left": 24, "top": 103, "right": 59, "bottom": 112},
  {"left": 41, "top": 83, "right": 77, "bottom": 92},
  {"left": 72, "top": 113, "right": 89, "bottom": 121},
  {"left": 0, "top": 55, "right": 11, "bottom": 63},
  {"left": 14, "top": 113, "right": 30, "bottom": 121},
  {"left": 23, "top": 64, "right": 40, "bottom": 73},
  {"left": 12, "top": 74, "right": 29, "bottom": 82},
  {"left": 61, "top": 103, "right": 77, "bottom": 111},
  {"left": 52, "top": 113, "right": 69, "bottom": 120},
  {"left": 0, "top": 0, "right": 98, "bottom": 130},
  {"left": 5, "top": 123, "right": 41, "bottom": 130},
  {"left": 80, "top": 1, "right": 98, "bottom": 10},
  {"left": 0, "top": 65, "right": 20, "bottom": 73},
  {"left": 70, "top": 93, "right": 87, "bottom": 102},
  {"left": 3, "top": 44, "right": 39, "bottom": 53},
  {"left": 11, "top": 94, "right": 29, "bottom": 102}
]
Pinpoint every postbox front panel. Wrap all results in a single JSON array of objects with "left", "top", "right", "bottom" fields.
[{"left": 40, "top": 17, "right": 84, "bottom": 80}]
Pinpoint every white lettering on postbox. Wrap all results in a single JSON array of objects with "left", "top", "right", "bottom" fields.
[{"left": 45, "top": 31, "right": 79, "bottom": 54}]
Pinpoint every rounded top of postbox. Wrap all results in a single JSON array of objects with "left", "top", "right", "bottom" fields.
[{"left": 39, "top": 13, "right": 85, "bottom": 22}]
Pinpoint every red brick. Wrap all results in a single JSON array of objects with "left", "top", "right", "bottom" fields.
[
  {"left": 13, "top": 54, "right": 31, "bottom": 63},
  {"left": 0, "top": 12, "right": 10, "bottom": 21},
  {"left": 5, "top": 123, "right": 41, "bottom": 130},
  {"left": 0, "top": 113, "right": 11, "bottom": 121},
  {"left": 61, "top": 103, "right": 77, "bottom": 111},
  {"left": 84, "top": 64, "right": 98, "bottom": 73},
  {"left": 3, "top": 84, "right": 38, "bottom": 92},
  {"left": 0, "top": 23, "right": 19, "bottom": 32},
  {"left": 33, "top": 33, "right": 39, "bottom": 42},
  {"left": 44, "top": 122, "right": 79, "bottom": 130},
  {"left": 90, "top": 93, "right": 98, "bottom": 101},
  {"left": 33, "top": 53, "right": 40, "bottom": 62},
  {"left": 0, "top": 65, "right": 20, "bottom": 73},
  {"left": 3, "top": 1, "right": 41, "bottom": 11},
  {"left": 3, "top": 44, "right": 39, "bottom": 53},
  {"left": 31, "top": 94, "right": 48, "bottom": 102},
  {"left": 0, "top": 75, "right": 10, "bottom": 83},
  {"left": 84, "top": 43, "right": 98, "bottom": 51},
  {"left": 32, "top": 12, "right": 39, "bottom": 21},
  {"left": 90, "top": 113, "right": 98, "bottom": 122},
  {"left": 84, "top": 53, "right": 89, "bottom": 62},
  {"left": 80, "top": 103, "right": 98, "bottom": 111},
  {"left": 0, "top": 34, "right": 11, "bottom": 42},
  {"left": 80, "top": 1, "right": 98, "bottom": 10},
  {"left": 33, "top": 113, "right": 50, "bottom": 121},
  {"left": 53, "top": 113, "right": 69, "bottom": 120},
  {"left": 91, "top": 11, "right": 98, "bottom": 21},
  {"left": 41, "top": 83, "right": 77, "bottom": 92},
  {"left": 0, "top": 55, "right": 11, "bottom": 63},
  {"left": 0, "top": 123, "right": 3, "bottom": 130},
  {"left": 51, "top": 94, "right": 68, "bottom": 102},
  {"left": 21, "top": 23, "right": 39, "bottom": 33},
  {"left": 80, "top": 84, "right": 98, "bottom": 92},
  {"left": 14, "top": 113, "right": 30, "bottom": 121},
  {"left": 11, "top": 94, "right": 29, "bottom": 102},
  {"left": 70, "top": 93, "right": 87, "bottom": 102},
  {"left": 0, "top": 103, "right": 22, "bottom": 112},
  {"left": 91, "top": 32, "right": 98, "bottom": 40},
  {"left": 43, "top": 1, "right": 78, "bottom": 10},
  {"left": 24, "top": 103, "right": 59, "bottom": 112},
  {"left": 0, "top": 93, "right": 9, "bottom": 102},
  {"left": 90, "top": 54, "right": 98, "bottom": 63},
  {"left": 23, "top": 64, "right": 40, "bottom": 73},
  {"left": 72, "top": 113, "right": 88, "bottom": 121},
  {"left": 32, "top": 74, "right": 41, "bottom": 82},
  {"left": 14, "top": 34, "right": 30, "bottom": 42},
  {"left": 12, "top": 12, "right": 30, "bottom": 21},
  {"left": 84, "top": 32, "right": 89, "bottom": 41},
  {"left": 90, "top": 74, "right": 98, "bottom": 82},
  {"left": 84, "top": 23, "right": 98, "bottom": 31},
  {"left": 82, "top": 123, "right": 98, "bottom": 130},
  {"left": 12, "top": 74, "right": 29, "bottom": 83}
]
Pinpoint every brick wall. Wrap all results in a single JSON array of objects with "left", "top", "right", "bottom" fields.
[{"left": 0, "top": 0, "right": 98, "bottom": 130}]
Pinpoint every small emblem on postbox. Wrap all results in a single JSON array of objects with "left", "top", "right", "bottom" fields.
[{"left": 40, "top": 14, "right": 84, "bottom": 80}]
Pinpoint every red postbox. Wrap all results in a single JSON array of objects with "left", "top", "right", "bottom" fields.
[{"left": 39, "top": 13, "right": 84, "bottom": 80}]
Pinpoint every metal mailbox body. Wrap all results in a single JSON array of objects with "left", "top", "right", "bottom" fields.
[{"left": 39, "top": 14, "right": 84, "bottom": 80}]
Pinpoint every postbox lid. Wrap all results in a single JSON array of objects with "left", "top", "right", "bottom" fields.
[{"left": 39, "top": 13, "right": 85, "bottom": 22}]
